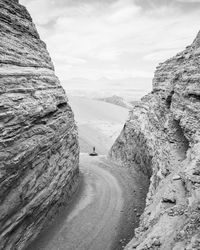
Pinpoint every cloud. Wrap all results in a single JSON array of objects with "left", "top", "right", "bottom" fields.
[
  {"left": 20, "top": 0, "right": 200, "bottom": 96},
  {"left": 176, "top": 0, "right": 200, "bottom": 2}
]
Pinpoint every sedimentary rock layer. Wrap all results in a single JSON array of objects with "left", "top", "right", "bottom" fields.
[
  {"left": 110, "top": 32, "right": 200, "bottom": 249},
  {"left": 0, "top": 1, "right": 79, "bottom": 249}
]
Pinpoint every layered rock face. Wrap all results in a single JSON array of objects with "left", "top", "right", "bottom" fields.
[
  {"left": 110, "top": 32, "right": 200, "bottom": 249},
  {"left": 0, "top": 1, "right": 79, "bottom": 249}
]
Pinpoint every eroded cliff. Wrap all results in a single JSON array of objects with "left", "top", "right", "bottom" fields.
[
  {"left": 110, "top": 32, "right": 200, "bottom": 249},
  {"left": 0, "top": 0, "right": 79, "bottom": 249}
]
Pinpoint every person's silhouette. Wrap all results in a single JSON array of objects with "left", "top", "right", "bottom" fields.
[{"left": 89, "top": 146, "right": 98, "bottom": 156}]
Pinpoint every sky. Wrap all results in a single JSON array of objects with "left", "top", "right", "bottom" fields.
[{"left": 20, "top": 0, "right": 200, "bottom": 99}]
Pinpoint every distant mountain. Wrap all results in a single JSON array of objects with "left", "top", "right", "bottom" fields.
[
  {"left": 97, "top": 95, "right": 131, "bottom": 109},
  {"left": 97, "top": 95, "right": 140, "bottom": 109}
]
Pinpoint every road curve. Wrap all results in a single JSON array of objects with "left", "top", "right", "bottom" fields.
[{"left": 27, "top": 154, "right": 124, "bottom": 250}]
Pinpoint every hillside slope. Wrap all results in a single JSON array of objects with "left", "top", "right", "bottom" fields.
[
  {"left": 69, "top": 96, "right": 128, "bottom": 154},
  {"left": 110, "top": 32, "right": 200, "bottom": 249},
  {"left": 0, "top": 1, "right": 79, "bottom": 249}
]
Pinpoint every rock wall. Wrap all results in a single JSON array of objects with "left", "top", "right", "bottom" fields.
[
  {"left": 109, "top": 32, "right": 200, "bottom": 250},
  {"left": 0, "top": 1, "right": 79, "bottom": 249}
]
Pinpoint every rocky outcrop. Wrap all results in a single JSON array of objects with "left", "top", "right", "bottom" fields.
[
  {"left": 109, "top": 32, "right": 200, "bottom": 249},
  {"left": 0, "top": 1, "right": 79, "bottom": 249}
]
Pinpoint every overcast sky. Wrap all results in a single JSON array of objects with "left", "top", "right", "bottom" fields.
[{"left": 20, "top": 0, "right": 200, "bottom": 98}]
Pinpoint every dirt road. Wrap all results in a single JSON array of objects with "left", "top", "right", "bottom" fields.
[
  {"left": 27, "top": 154, "right": 124, "bottom": 250},
  {"left": 27, "top": 153, "right": 148, "bottom": 250}
]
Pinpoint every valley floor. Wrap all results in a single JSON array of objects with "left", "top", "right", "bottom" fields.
[{"left": 27, "top": 154, "right": 148, "bottom": 250}]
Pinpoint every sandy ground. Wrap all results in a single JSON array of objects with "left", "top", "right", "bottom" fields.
[
  {"left": 94, "top": 156, "right": 149, "bottom": 250},
  {"left": 68, "top": 96, "right": 128, "bottom": 154},
  {"left": 27, "top": 154, "right": 148, "bottom": 250}
]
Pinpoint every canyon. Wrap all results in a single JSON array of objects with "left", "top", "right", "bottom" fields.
[
  {"left": 0, "top": 0, "right": 79, "bottom": 249},
  {"left": 110, "top": 32, "right": 200, "bottom": 249},
  {"left": 1, "top": 1, "right": 200, "bottom": 250}
]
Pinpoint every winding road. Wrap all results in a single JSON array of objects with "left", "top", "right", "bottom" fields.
[{"left": 28, "top": 154, "right": 124, "bottom": 250}]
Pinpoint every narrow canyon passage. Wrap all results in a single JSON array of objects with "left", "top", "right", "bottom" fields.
[
  {"left": 27, "top": 154, "right": 125, "bottom": 250},
  {"left": 27, "top": 153, "right": 148, "bottom": 250}
]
